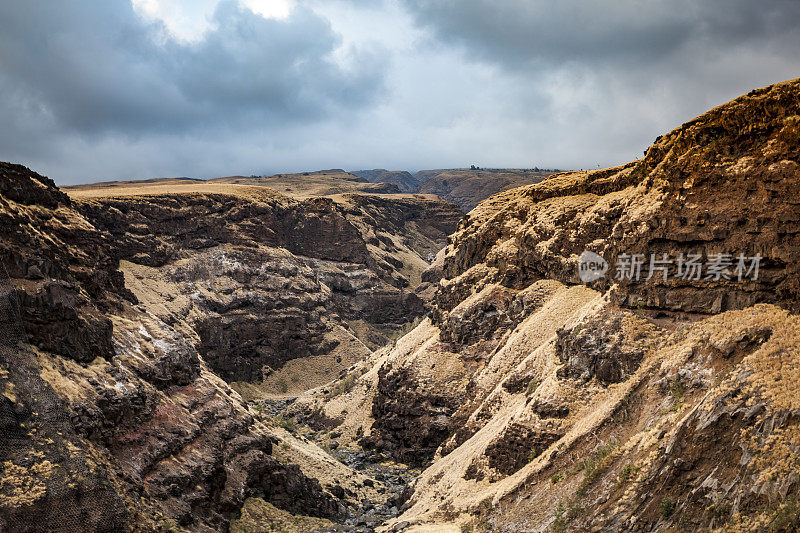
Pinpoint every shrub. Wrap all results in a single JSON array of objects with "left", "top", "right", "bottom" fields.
[
  {"left": 669, "top": 376, "right": 686, "bottom": 399},
  {"left": 660, "top": 497, "right": 674, "bottom": 520},
  {"left": 529, "top": 447, "right": 541, "bottom": 462},
  {"left": 273, "top": 415, "right": 297, "bottom": 432},
  {"left": 575, "top": 438, "right": 619, "bottom": 496},
  {"left": 552, "top": 501, "right": 567, "bottom": 533},
  {"left": 552, "top": 499, "right": 583, "bottom": 532},
  {"left": 277, "top": 378, "right": 289, "bottom": 394},
  {"left": 618, "top": 463, "right": 640, "bottom": 483},
  {"left": 770, "top": 499, "right": 800, "bottom": 531},
  {"left": 330, "top": 374, "right": 356, "bottom": 397}
]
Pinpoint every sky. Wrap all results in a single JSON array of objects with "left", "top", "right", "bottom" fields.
[{"left": 0, "top": 1, "right": 798, "bottom": 184}]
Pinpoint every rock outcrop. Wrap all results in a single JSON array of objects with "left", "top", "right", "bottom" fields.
[
  {"left": 0, "top": 162, "right": 133, "bottom": 364},
  {"left": 442, "top": 81, "right": 800, "bottom": 314}
]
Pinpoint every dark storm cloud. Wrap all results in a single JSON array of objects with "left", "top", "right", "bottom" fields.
[
  {"left": 0, "top": 0, "right": 385, "bottom": 138},
  {"left": 0, "top": 0, "right": 798, "bottom": 184},
  {"left": 404, "top": 0, "right": 800, "bottom": 69},
  {"left": 390, "top": 0, "right": 800, "bottom": 173}
]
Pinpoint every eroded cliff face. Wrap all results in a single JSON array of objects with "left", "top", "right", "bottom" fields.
[
  {"left": 441, "top": 80, "right": 800, "bottom": 315},
  {"left": 0, "top": 164, "right": 408, "bottom": 532},
  {"left": 0, "top": 162, "right": 134, "bottom": 364},
  {"left": 71, "top": 188, "right": 462, "bottom": 388},
  {"left": 302, "top": 79, "right": 800, "bottom": 531}
]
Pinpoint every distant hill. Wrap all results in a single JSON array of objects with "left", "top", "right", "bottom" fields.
[
  {"left": 412, "top": 169, "right": 450, "bottom": 184},
  {"left": 66, "top": 167, "right": 561, "bottom": 212},
  {"left": 209, "top": 169, "right": 403, "bottom": 197},
  {"left": 350, "top": 169, "right": 420, "bottom": 193},
  {"left": 416, "top": 168, "right": 554, "bottom": 211},
  {"left": 353, "top": 168, "right": 562, "bottom": 211},
  {"left": 66, "top": 170, "right": 406, "bottom": 199}
]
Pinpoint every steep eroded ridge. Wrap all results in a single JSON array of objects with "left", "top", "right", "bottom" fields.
[{"left": 302, "top": 79, "right": 800, "bottom": 532}]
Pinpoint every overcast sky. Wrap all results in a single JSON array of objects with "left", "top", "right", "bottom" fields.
[{"left": 0, "top": 0, "right": 798, "bottom": 184}]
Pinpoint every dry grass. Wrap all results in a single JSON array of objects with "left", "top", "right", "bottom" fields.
[
  {"left": 257, "top": 325, "right": 371, "bottom": 399},
  {"left": 211, "top": 170, "right": 383, "bottom": 198},
  {"left": 0, "top": 454, "right": 56, "bottom": 508},
  {"left": 64, "top": 171, "right": 435, "bottom": 202},
  {"left": 65, "top": 180, "right": 286, "bottom": 201}
]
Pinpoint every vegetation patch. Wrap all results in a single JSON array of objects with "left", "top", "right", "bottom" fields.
[
  {"left": 552, "top": 499, "right": 584, "bottom": 532},
  {"left": 618, "top": 463, "right": 640, "bottom": 484},
  {"left": 525, "top": 379, "right": 541, "bottom": 396},
  {"left": 575, "top": 438, "right": 619, "bottom": 496},
  {"left": 659, "top": 497, "right": 674, "bottom": 520},
  {"left": 0, "top": 457, "right": 57, "bottom": 508},
  {"left": 768, "top": 498, "right": 800, "bottom": 532},
  {"left": 272, "top": 414, "right": 297, "bottom": 432}
]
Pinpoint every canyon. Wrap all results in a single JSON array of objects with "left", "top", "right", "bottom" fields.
[{"left": 1, "top": 78, "right": 799, "bottom": 532}]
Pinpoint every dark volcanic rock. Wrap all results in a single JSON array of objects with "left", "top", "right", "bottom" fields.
[
  {"left": 555, "top": 312, "right": 647, "bottom": 384},
  {"left": 0, "top": 164, "right": 132, "bottom": 363},
  {"left": 196, "top": 309, "right": 336, "bottom": 382},
  {"left": 365, "top": 364, "right": 459, "bottom": 466},
  {"left": 14, "top": 284, "right": 115, "bottom": 363},
  {"left": 0, "top": 161, "right": 69, "bottom": 208},
  {"left": 75, "top": 194, "right": 372, "bottom": 268}
]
